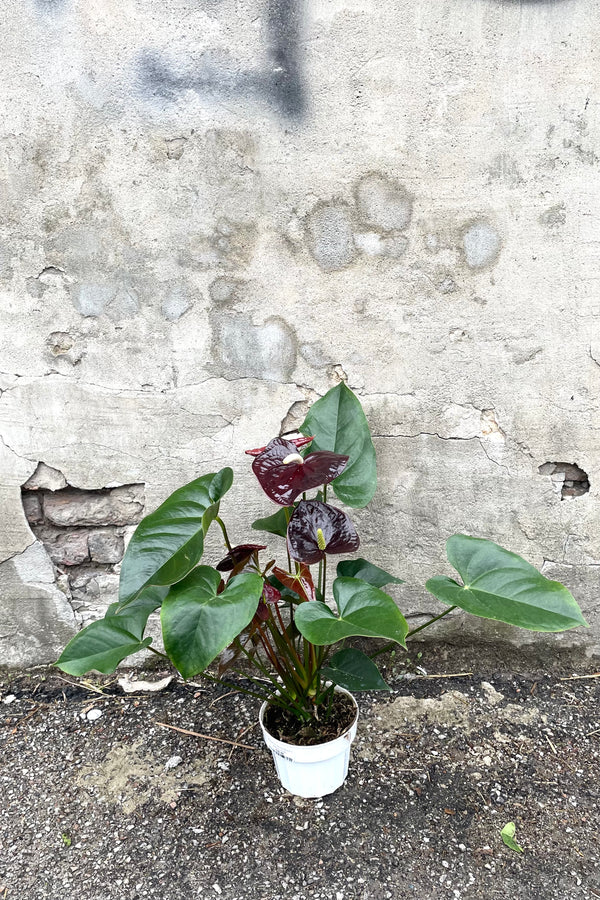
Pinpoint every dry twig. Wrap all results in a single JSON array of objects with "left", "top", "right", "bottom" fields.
[{"left": 154, "top": 721, "right": 256, "bottom": 750}]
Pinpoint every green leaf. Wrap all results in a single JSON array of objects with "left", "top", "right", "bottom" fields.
[
  {"left": 501, "top": 821, "right": 524, "bottom": 853},
  {"left": 322, "top": 648, "right": 391, "bottom": 691},
  {"left": 105, "top": 585, "right": 167, "bottom": 639},
  {"left": 337, "top": 558, "right": 404, "bottom": 587},
  {"left": 209, "top": 467, "right": 234, "bottom": 502},
  {"left": 299, "top": 383, "right": 377, "bottom": 508},
  {"left": 426, "top": 535, "right": 588, "bottom": 633},
  {"left": 295, "top": 577, "right": 408, "bottom": 647},
  {"left": 251, "top": 505, "right": 292, "bottom": 538},
  {"left": 55, "top": 620, "right": 152, "bottom": 677},
  {"left": 161, "top": 567, "right": 264, "bottom": 680},
  {"left": 118, "top": 469, "right": 233, "bottom": 609},
  {"left": 202, "top": 502, "right": 221, "bottom": 534}
]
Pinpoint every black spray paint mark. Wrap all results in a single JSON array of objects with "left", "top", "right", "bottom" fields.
[
  {"left": 33, "top": 0, "right": 68, "bottom": 13},
  {"left": 139, "top": 0, "right": 305, "bottom": 120}
]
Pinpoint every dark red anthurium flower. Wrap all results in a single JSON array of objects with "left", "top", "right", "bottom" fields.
[
  {"left": 254, "top": 582, "right": 282, "bottom": 622},
  {"left": 251, "top": 438, "right": 349, "bottom": 506},
  {"left": 245, "top": 435, "right": 314, "bottom": 457},
  {"left": 287, "top": 500, "right": 360, "bottom": 565},
  {"left": 216, "top": 543, "right": 266, "bottom": 572}
]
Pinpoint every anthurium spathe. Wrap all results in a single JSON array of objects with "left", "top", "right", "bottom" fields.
[
  {"left": 216, "top": 543, "right": 267, "bottom": 572},
  {"left": 252, "top": 437, "right": 349, "bottom": 505},
  {"left": 287, "top": 500, "right": 360, "bottom": 565}
]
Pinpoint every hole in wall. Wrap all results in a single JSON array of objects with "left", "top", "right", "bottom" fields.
[
  {"left": 21, "top": 462, "right": 145, "bottom": 616},
  {"left": 538, "top": 462, "right": 590, "bottom": 500}
]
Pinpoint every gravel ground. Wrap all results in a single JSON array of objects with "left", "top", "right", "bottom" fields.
[{"left": 1, "top": 642, "right": 599, "bottom": 900}]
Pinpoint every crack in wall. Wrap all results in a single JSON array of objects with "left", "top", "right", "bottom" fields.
[{"left": 371, "top": 431, "right": 511, "bottom": 474}]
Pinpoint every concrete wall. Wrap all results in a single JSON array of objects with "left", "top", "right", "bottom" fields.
[{"left": 1, "top": 0, "right": 599, "bottom": 666}]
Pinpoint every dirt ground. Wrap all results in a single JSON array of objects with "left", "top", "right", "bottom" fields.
[{"left": 1, "top": 641, "right": 599, "bottom": 900}]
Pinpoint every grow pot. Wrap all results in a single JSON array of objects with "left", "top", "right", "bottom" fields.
[{"left": 259, "top": 686, "right": 359, "bottom": 798}]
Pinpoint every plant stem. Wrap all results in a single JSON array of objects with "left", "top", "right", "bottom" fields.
[
  {"left": 200, "top": 670, "right": 271, "bottom": 704},
  {"left": 146, "top": 646, "right": 170, "bottom": 661},
  {"left": 369, "top": 606, "right": 459, "bottom": 659},
  {"left": 406, "top": 605, "right": 458, "bottom": 639},
  {"left": 215, "top": 516, "right": 233, "bottom": 552}
]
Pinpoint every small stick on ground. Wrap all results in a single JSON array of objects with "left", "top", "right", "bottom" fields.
[
  {"left": 155, "top": 721, "right": 256, "bottom": 750},
  {"left": 210, "top": 690, "right": 239, "bottom": 707},
  {"left": 55, "top": 675, "right": 109, "bottom": 696},
  {"left": 559, "top": 673, "right": 600, "bottom": 681},
  {"left": 415, "top": 672, "right": 473, "bottom": 679}
]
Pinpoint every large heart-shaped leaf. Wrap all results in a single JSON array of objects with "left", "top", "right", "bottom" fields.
[
  {"left": 56, "top": 620, "right": 153, "bottom": 676},
  {"left": 105, "top": 585, "right": 167, "bottom": 638},
  {"left": 322, "top": 648, "right": 391, "bottom": 691},
  {"left": 161, "top": 567, "right": 264, "bottom": 679},
  {"left": 336, "top": 558, "right": 404, "bottom": 587},
  {"left": 118, "top": 469, "right": 233, "bottom": 609},
  {"left": 426, "top": 535, "right": 588, "bottom": 632},
  {"left": 299, "top": 383, "right": 377, "bottom": 508},
  {"left": 295, "top": 577, "right": 408, "bottom": 646}
]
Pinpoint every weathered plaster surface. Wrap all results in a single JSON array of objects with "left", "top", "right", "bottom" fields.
[{"left": 1, "top": 0, "right": 599, "bottom": 664}]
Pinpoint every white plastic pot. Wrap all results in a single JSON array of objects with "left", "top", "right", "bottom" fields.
[{"left": 259, "top": 687, "right": 359, "bottom": 798}]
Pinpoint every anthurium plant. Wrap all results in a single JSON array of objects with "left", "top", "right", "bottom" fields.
[{"left": 56, "top": 384, "right": 587, "bottom": 732}]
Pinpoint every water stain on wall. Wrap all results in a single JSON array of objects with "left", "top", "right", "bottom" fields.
[{"left": 210, "top": 312, "right": 297, "bottom": 381}]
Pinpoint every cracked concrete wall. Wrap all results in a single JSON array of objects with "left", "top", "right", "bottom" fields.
[{"left": 1, "top": 0, "right": 599, "bottom": 666}]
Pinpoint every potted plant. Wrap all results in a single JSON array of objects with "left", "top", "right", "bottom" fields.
[{"left": 56, "top": 384, "right": 587, "bottom": 797}]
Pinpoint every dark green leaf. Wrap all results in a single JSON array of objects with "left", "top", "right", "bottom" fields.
[
  {"left": 299, "top": 383, "right": 377, "bottom": 508},
  {"left": 105, "top": 585, "right": 167, "bottom": 639},
  {"left": 426, "top": 535, "right": 588, "bottom": 632},
  {"left": 322, "top": 648, "right": 391, "bottom": 691},
  {"left": 337, "top": 558, "right": 404, "bottom": 587},
  {"left": 161, "top": 567, "right": 264, "bottom": 680},
  {"left": 55, "top": 620, "right": 152, "bottom": 677},
  {"left": 209, "top": 467, "right": 234, "bottom": 502},
  {"left": 202, "top": 502, "right": 221, "bottom": 534},
  {"left": 295, "top": 577, "right": 408, "bottom": 646},
  {"left": 251, "top": 506, "right": 292, "bottom": 537},
  {"left": 118, "top": 469, "right": 233, "bottom": 609}
]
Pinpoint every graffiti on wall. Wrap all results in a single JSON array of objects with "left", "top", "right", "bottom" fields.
[{"left": 138, "top": 0, "right": 305, "bottom": 120}]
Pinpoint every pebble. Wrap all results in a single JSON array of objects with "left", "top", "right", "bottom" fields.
[
  {"left": 164, "top": 755, "right": 183, "bottom": 772},
  {"left": 86, "top": 709, "right": 103, "bottom": 722},
  {"left": 2, "top": 694, "right": 16, "bottom": 704}
]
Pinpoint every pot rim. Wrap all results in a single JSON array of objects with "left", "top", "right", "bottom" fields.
[{"left": 259, "top": 684, "right": 359, "bottom": 754}]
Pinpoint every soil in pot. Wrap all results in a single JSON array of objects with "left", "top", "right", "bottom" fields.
[{"left": 263, "top": 691, "right": 356, "bottom": 746}]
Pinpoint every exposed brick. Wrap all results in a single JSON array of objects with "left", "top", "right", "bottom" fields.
[
  {"left": 43, "top": 485, "right": 144, "bottom": 527},
  {"left": 88, "top": 529, "right": 125, "bottom": 564},
  {"left": 46, "top": 530, "right": 90, "bottom": 567}
]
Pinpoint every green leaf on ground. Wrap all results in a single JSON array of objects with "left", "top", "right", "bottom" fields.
[{"left": 501, "top": 821, "right": 524, "bottom": 853}]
